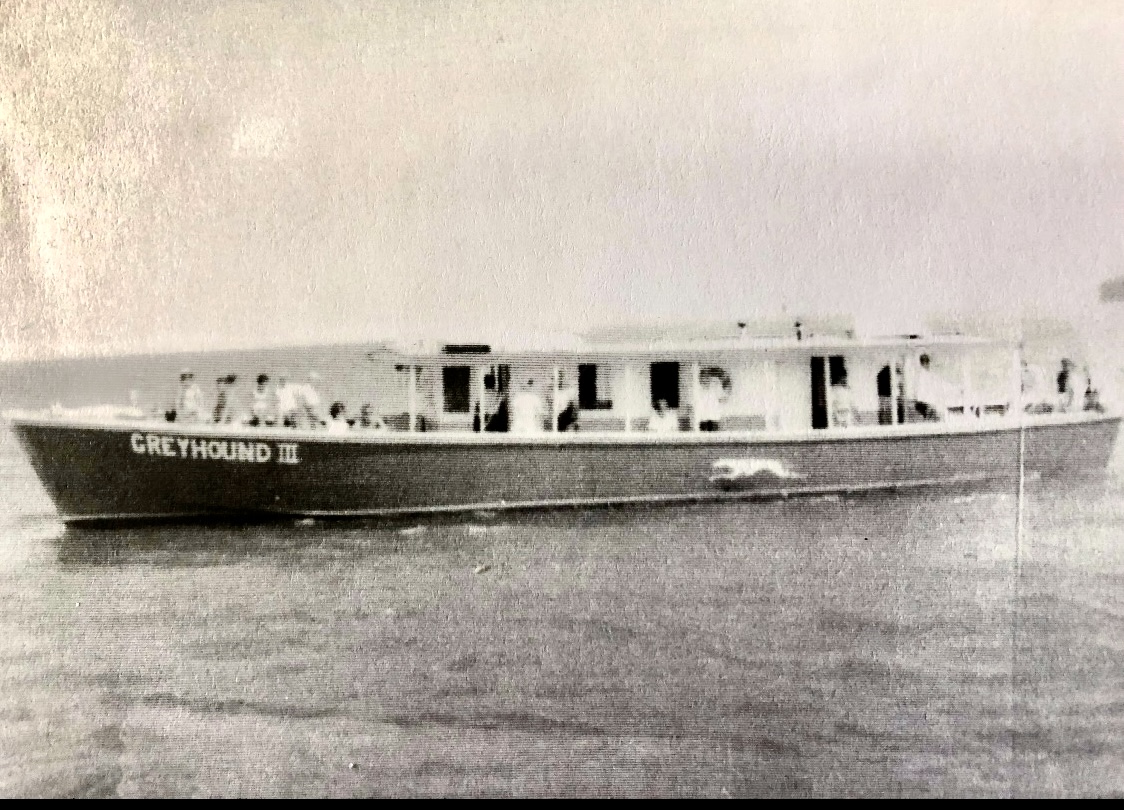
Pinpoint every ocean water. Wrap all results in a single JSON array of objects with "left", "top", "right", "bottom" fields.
[{"left": 1, "top": 424, "right": 1124, "bottom": 797}]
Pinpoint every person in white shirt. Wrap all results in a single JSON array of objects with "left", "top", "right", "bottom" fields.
[
  {"left": 648, "top": 399, "right": 679, "bottom": 433},
  {"left": 296, "top": 372, "right": 326, "bottom": 429},
  {"left": 697, "top": 376, "right": 724, "bottom": 431},
  {"left": 510, "top": 380, "right": 545, "bottom": 434},
  {"left": 176, "top": 370, "right": 205, "bottom": 423},
  {"left": 211, "top": 374, "right": 244, "bottom": 424},
  {"left": 275, "top": 373, "right": 299, "bottom": 428},
  {"left": 326, "top": 402, "right": 350, "bottom": 434},
  {"left": 831, "top": 382, "right": 853, "bottom": 427},
  {"left": 915, "top": 354, "right": 949, "bottom": 420},
  {"left": 249, "top": 374, "right": 275, "bottom": 426}
]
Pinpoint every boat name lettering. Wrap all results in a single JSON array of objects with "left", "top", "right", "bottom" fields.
[{"left": 128, "top": 433, "right": 300, "bottom": 464}]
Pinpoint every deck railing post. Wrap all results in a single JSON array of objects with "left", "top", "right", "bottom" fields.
[
  {"left": 477, "top": 365, "right": 486, "bottom": 428},
  {"left": 1016, "top": 343, "right": 1025, "bottom": 420},
  {"left": 408, "top": 364, "right": 417, "bottom": 433},
  {"left": 962, "top": 353, "right": 974, "bottom": 418},
  {"left": 765, "top": 358, "right": 777, "bottom": 431},
  {"left": 624, "top": 364, "right": 633, "bottom": 433},
  {"left": 892, "top": 357, "right": 903, "bottom": 424},
  {"left": 824, "top": 359, "right": 836, "bottom": 428},
  {"left": 551, "top": 365, "right": 559, "bottom": 433},
  {"left": 691, "top": 361, "right": 701, "bottom": 431}
]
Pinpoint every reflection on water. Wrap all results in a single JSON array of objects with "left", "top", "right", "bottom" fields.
[
  {"left": 58, "top": 520, "right": 367, "bottom": 567},
  {"left": 53, "top": 517, "right": 494, "bottom": 568},
  {"left": 46, "top": 497, "right": 844, "bottom": 567},
  {"left": 49, "top": 505, "right": 665, "bottom": 568},
  {"left": 43, "top": 474, "right": 1058, "bottom": 570}
]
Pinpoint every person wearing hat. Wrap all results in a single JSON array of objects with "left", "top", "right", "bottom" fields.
[{"left": 176, "top": 369, "right": 205, "bottom": 423}]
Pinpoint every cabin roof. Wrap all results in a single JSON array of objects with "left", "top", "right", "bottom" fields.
[{"left": 386, "top": 331, "right": 1014, "bottom": 363}]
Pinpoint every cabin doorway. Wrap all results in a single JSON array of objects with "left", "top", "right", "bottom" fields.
[
  {"left": 877, "top": 365, "right": 893, "bottom": 425},
  {"left": 810, "top": 357, "right": 828, "bottom": 429},
  {"left": 579, "top": 364, "right": 598, "bottom": 409},
  {"left": 650, "top": 362, "right": 680, "bottom": 409},
  {"left": 442, "top": 366, "right": 471, "bottom": 414}
]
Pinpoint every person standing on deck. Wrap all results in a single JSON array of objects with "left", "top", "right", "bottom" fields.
[
  {"left": 275, "top": 373, "right": 299, "bottom": 428},
  {"left": 327, "top": 402, "right": 350, "bottom": 434},
  {"left": 295, "top": 372, "right": 327, "bottom": 429},
  {"left": 697, "top": 374, "right": 724, "bottom": 431},
  {"left": 212, "top": 376, "right": 231, "bottom": 424},
  {"left": 1057, "top": 358, "right": 1077, "bottom": 413},
  {"left": 510, "top": 380, "right": 545, "bottom": 434},
  {"left": 648, "top": 399, "right": 679, "bottom": 433},
  {"left": 249, "top": 374, "right": 275, "bottom": 426},
  {"left": 359, "top": 404, "right": 387, "bottom": 430},
  {"left": 915, "top": 354, "right": 951, "bottom": 420},
  {"left": 555, "top": 373, "right": 579, "bottom": 431},
  {"left": 176, "top": 370, "right": 205, "bottom": 423},
  {"left": 831, "top": 377, "right": 853, "bottom": 427},
  {"left": 220, "top": 375, "right": 244, "bottom": 424},
  {"left": 1083, "top": 365, "right": 1104, "bottom": 413}
]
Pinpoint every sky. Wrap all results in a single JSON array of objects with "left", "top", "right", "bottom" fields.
[{"left": 0, "top": 0, "right": 1122, "bottom": 361}]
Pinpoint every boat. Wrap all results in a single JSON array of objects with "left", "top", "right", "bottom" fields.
[{"left": 4, "top": 316, "right": 1120, "bottom": 524}]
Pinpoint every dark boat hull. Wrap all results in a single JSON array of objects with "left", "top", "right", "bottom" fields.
[{"left": 8, "top": 415, "right": 1121, "bottom": 523}]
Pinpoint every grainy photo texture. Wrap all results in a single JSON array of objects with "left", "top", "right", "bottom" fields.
[{"left": 1, "top": 0, "right": 1123, "bottom": 798}]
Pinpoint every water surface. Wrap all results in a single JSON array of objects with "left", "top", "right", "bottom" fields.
[{"left": 1, "top": 426, "right": 1123, "bottom": 796}]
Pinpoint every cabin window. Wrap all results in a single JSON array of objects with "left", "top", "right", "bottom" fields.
[
  {"left": 829, "top": 356, "right": 847, "bottom": 386},
  {"left": 578, "top": 364, "right": 613, "bottom": 410},
  {"left": 877, "top": 365, "right": 894, "bottom": 425},
  {"left": 811, "top": 356, "right": 849, "bottom": 428},
  {"left": 483, "top": 365, "right": 509, "bottom": 394},
  {"left": 650, "top": 362, "right": 680, "bottom": 409},
  {"left": 442, "top": 366, "right": 471, "bottom": 413},
  {"left": 811, "top": 357, "right": 828, "bottom": 429}
]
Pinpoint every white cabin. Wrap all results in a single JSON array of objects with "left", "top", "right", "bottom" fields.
[{"left": 374, "top": 320, "right": 1060, "bottom": 436}]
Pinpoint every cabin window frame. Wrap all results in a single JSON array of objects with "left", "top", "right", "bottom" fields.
[
  {"left": 483, "top": 365, "right": 509, "bottom": 394},
  {"left": 442, "top": 365, "right": 472, "bottom": 414},
  {"left": 650, "top": 361, "right": 681, "bottom": 409},
  {"left": 578, "top": 363, "right": 613, "bottom": 410},
  {"left": 828, "top": 356, "right": 847, "bottom": 387}
]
